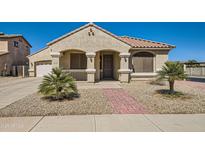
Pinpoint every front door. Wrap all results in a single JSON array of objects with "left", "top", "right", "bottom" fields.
[{"left": 103, "top": 55, "right": 113, "bottom": 79}]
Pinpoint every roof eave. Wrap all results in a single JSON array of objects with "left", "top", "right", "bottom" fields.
[
  {"left": 47, "top": 23, "right": 91, "bottom": 46},
  {"left": 0, "top": 35, "right": 32, "bottom": 47},
  {"left": 47, "top": 23, "right": 132, "bottom": 47},
  {"left": 130, "top": 46, "right": 175, "bottom": 50},
  {"left": 27, "top": 47, "right": 49, "bottom": 58}
]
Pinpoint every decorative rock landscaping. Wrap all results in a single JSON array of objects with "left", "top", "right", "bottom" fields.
[{"left": 0, "top": 80, "right": 205, "bottom": 117}]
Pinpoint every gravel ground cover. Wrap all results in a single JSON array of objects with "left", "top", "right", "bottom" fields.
[
  {"left": 121, "top": 81, "right": 205, "bottom": 114},
  {"left": 0, "top": 89, "right": 113, "bottom": 117},
  {"left": 1, "top": 80, "right": 205, "bottom": 117}
]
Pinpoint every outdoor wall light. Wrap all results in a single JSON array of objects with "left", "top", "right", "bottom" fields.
[
  {"left": 89, "top": 58, "right": 93, "bottom": 62},
  {"left": 124, "top": 57, "right": 127, "bottom": 62}
]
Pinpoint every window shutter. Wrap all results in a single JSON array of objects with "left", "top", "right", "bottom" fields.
[
  {"left": 132, "top": 52, "right": 154, "bottom": 73},
  {"left": 70, "top": 53, "right": 87, "bottom": 69}
]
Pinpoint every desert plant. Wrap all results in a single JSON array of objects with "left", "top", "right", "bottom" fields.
[
  {"left": 157, "top": 61, "right": 187, "bottom": 94},
  {"left": 38, "top": 68, "right": 78, "bottom": 100}
]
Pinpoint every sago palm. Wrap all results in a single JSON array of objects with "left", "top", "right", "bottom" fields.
[
  {"left": 39, "top": 68, "right": 78, "bottom": 100},
  {"left": 157, "top": 62, "right": 187, "bottom": 94}
]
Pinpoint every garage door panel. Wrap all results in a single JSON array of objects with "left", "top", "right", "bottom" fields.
[{"left": 36, "top": 64, "right": 52, "bottom": 77}]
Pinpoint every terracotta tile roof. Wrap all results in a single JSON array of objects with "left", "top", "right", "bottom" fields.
[{"left": 119, "top": 36, "right": 175, "bottom": 48}]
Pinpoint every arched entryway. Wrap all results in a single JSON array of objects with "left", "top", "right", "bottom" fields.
[{"left": 95, "top": 50, "right": 120, "bottom": 81}]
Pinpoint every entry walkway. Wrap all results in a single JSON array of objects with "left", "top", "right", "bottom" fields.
[
  {"left": 103, "top": 89, "right": 148, "bottom": 114},
  {"left": 0, "top": 114, "right": 205, "bottom": 132}
]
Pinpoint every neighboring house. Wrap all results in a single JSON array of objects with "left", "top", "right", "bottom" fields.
[
  {"left": 0, "top": 32, "right": 32, "bottom": 76},
  {"left": 28, "top": 23, "right": 175, "bottom": 82}
]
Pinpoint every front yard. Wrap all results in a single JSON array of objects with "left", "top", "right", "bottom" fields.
[
  {"left": 0, "top": 80, "right": 205, "bottom": 117},
  {"left": 0, "top": 89, "right": 113, "bottom": 117},
  {"left": 122, "top": 81, "right": 205, "bottom": 114}
]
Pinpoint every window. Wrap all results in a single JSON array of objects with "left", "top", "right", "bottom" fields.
[
  {"left": 132, "top": 52, "right": 154, "bottom": 72},
  {"left": 13, "top": 41, "right": 19, "bottom": 47},
  {"left": 26, "top": 46, "right": 30, "bottom": 52},
  {"left": 70, "top": 53, "right": 87, "bottom": 69}
]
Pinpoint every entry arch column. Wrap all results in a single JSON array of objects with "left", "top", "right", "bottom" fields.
[
  {"left": 118, "top": 52, "right": 131, "bottom": 83},
  {"left": 86, "top": 52, "right": 96, "bottom": 83},
  {"left": 50, "top": 52, "right": 61, "bottom": 68}
]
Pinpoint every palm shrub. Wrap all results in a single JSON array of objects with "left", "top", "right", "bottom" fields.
[
  {"left": 157, "top": 61, "right": 187, "bottom": 94},
  {"left": 39, "top": 68, "right": 78, "bottom": 100}
]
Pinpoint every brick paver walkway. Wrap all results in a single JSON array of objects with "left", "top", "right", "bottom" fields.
[{"left": 103, "top": 88, "right": 148, "bottom": 114}]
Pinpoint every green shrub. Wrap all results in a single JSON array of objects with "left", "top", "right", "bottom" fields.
[
  {"left": 38, "top": 68, "right": 78, "bottom": 100},
  {"left": 157, "top": 62, "right": 187, "bottom": 94}
]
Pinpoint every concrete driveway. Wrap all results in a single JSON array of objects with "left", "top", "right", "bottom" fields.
[{"left": 0, "top": 77, "right": 42, "bottom": 109}]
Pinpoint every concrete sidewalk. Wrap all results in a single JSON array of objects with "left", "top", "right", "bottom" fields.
[{"left": 0, "top": 114, "right": 205, "bottom": 132}]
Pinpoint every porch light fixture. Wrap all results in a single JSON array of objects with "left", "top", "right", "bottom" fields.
[{"left": 124, "top": 58, "right": 127, "bottom": 62}]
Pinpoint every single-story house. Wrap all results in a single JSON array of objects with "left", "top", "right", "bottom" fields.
[{"left": 28, "top": 23, "right": 175, "bottom": 83}]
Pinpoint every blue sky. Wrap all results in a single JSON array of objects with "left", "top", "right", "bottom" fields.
[{"left": 0, "top": 22, "right": 204, "bottom": 61}]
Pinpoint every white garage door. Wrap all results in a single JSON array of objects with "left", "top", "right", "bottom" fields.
[{"left": 36, "top": 63, "right": 52, "bottom": 77}]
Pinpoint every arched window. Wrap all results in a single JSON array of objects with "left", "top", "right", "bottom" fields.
[{"left": 132, "top": 52, "right": 154, "bottom": 72}]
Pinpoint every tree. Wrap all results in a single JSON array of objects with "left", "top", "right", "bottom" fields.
[
  {"left": 186, "top": 59, "right": 199, "bottom": 67},
  {"left": 157, "top": 62, "right": 187, "bottom": 94},
  {"left": 38, "top": 68, "right": 78, "bottom": 100}
]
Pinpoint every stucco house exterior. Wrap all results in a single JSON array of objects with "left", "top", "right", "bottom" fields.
[
  {"left": 28, "top": 23, "right": 175, "bottom": 82},
  {"left": 0, "top": 32, "right": 31, "bottom": 76}
]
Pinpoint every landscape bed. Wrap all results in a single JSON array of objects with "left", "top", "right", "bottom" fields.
[
  {"left": 0, "top": 81, "right": 205, "bottom": 117},
  {"left": 0, "top": 89, "right": 113, "bottom": 117},
  {"left": 121, "top": 81, "right": 205, "bottom": 114}
]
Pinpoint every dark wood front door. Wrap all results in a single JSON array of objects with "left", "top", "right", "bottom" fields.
[{"left": 103, "top": 55, "right": 113, "bottom": 79}]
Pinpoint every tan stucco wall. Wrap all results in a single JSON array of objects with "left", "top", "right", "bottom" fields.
[
  {"left": 28, "top": 47, "right": 51, "bottom": 76},
  {"left": 0, "top": 37, "right": 30, "bottom": 75},
  {"left": 0, "top": 41, "right": 8, "bottom": 52},
  {"left": 60, "top": 51, "right": 71, "bottom": 69},
  {"left": 95, "top": 51, "right": 100, "bottom": 81},
  {"left": 8, "top": 37, "right": 30, "bottom": 66},
  {"left": 0, "top": 54, "right": 10, "bottom": 74},
  {"left": 155, "top": 50, "right": 169, "bottom": 71},
  {"left": 113, "top": 52, "right": 120, "bottom": 80},
  {"left": 49, "top": 26, "right": 131, "bottom": 53}
]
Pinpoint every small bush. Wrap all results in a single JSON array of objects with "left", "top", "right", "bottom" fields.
[
  {"left": 157, "top": 62, "right": 187, "bottom": 94},
  {"left": 38, "top": 68, "right": 78, "bottom": 100}
]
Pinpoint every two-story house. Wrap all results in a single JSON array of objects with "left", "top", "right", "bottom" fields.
[{"left": 0, "top": 32, "right": 32, "bottom": 76}]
